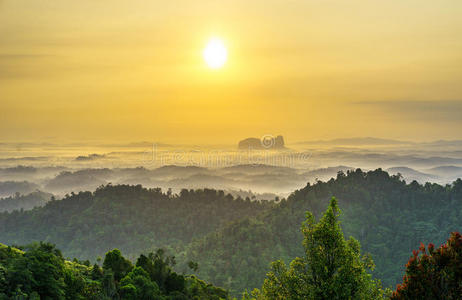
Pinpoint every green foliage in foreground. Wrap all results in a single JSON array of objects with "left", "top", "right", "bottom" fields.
[
  {"left": 0, "top": 243, "right": 228, "bottom": 299},
  {"left": 0, "top": 199, "right": 390, "bottom": 299},
  {"left": 3, "top": 195, "right": 462, "bottom": 299},
  {"left": 245, "top": 198, "right": 389, "bottom": 300}
]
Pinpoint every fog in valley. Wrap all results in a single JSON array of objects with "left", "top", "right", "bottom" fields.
[{"left": 2, "top": 137, "right": 462, "bottom": 209}]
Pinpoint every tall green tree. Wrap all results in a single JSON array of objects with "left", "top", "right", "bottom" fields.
[
  {"left": 254, "top": 197, "right": 385, "bottom": 299},
  {"left": 103, "top": 249, "right": 133, "bottom": 282}
]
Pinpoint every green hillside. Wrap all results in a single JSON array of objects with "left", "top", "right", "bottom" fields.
[
  {"left": 0, "top": 185, "right": 273, "bottom": 260},
  {"left": 1, "top": 170, "right": 462, "bottom": 296},
  {"left": 184, "top": 169, "right": 462, "bottom": 294}
]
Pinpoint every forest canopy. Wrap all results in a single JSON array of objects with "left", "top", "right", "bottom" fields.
[{"left": 1, "top": 169, "right": 462, "bottom": 296}]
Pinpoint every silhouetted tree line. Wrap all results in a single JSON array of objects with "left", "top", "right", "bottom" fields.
[
  {"left": 0, "top": 184, "right": 274, "bottom": 260},
  {"left": 0, "top": 191, "right": 51, "bottom": 213}
]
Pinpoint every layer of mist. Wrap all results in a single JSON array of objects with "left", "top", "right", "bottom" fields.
[{"left": 1, "top": 138, "right": 462, "bottom": 211}]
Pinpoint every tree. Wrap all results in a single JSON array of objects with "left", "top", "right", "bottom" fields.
[
  {"left": 103, "top": 249, "right": 133, "bottom": 282},
  {"left": 91, "top": 263, "right": 103, "bottom": 281},
  {"left": 256, "top": 197, "right": 384, "bottom": 299},
  {"left": 101, "top": 270, "right": 118, "bottom": 299},
  {"left": 119, "top": 267, "right": 161, "bottom": 300},
  {"left": 188, "top": 261, "right": 199, "bottom": 272},
  {"left": 14, "top": 243, "right": 66, "bottom": 299},
  {"left": 136, "top": 249, "right": 175, "bottom": 292},
  {"left": 0, "top": 244, "right": 227, "bottom": 299},
  {"left": 391, "top": 232, "right": 462, "bottom": 299}
]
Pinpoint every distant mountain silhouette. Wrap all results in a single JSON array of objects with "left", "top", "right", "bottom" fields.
[
  {"left": 386, "top": 166, "right": 440, "bottom": 183},
  {"left": 0, "top": 181, "right": 40, "bottom": 198},
  {"left": 296, "top": 137, "right": 410, "bottom": 145},
  {"left": 238, "top": 135, "right": 285, "bottom": 149},
  {"left": 75, "top": 153, "right": 105, "bottom": 161},
  {"left": 428, "top": 165, "right": 462, "bottom": 176}
]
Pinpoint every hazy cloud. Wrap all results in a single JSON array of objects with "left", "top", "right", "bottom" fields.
[
  {"left": 0, "top": 156, "right": 50, "bottom": 162},
  {"left": 0, "top": 54, "right": 57, "bottom": 79},
  {"left": 354, "top": 100, "right": 462, "bottom": 122},
  {"left": 0, "top": 54, "right": 53, "bottom": 59}
]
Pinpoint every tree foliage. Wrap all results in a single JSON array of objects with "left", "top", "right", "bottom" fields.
[
  {"left": 391, "top": 232, "right": 462, "bottom": 299},
  {"left": 0, "top": 243, "right": 229, "bottom": 299},
  {"left": 0, "top": 184, "right": 273, "bottom": 260},
  {"left": 253, "top": 197, "right": 385, "bottom": 299},
  {"left": 0, "top": 191, "right": 52, "bottom": 212},
  {"left": 185, "top": 170, "right": 462, "bottom": 294},
  {"left": 2, "top": 170, "right": 462, "bottom": 297}
]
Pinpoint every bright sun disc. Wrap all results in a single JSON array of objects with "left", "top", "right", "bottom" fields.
[{"left": 203, "top": 38, "right": 227, "bottom": 69}]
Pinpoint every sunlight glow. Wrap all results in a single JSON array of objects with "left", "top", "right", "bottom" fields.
[{"left": 203, "top": 38, "right": 228, "bottom": 69}]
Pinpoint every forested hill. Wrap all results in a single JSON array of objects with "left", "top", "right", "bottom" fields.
[
  {"left": 183, "top": 169, "right": 462, "bottom": 294},
  {"left": 0, "top": 184, "right": 273, "bottom": 260},
  {"left": 2, "top": 170, "right": 462, "bottom": 296},
  {"left": 0, "top": 191, "right": 52, "bottom": 212}
]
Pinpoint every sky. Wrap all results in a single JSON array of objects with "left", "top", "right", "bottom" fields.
[{"left": 1, "top": 0, "right": 462, "bottom": 145}]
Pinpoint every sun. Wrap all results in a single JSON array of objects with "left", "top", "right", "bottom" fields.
[{"left": 203, "top": 38, "right": 228, "bottom": 69}]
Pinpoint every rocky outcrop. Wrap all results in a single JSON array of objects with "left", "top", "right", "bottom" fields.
[{"left": 238, "top": 135, "right": 285, "bottom": 150}]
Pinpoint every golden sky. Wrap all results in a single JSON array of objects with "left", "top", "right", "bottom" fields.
[{"left": 1, "top": 0, "right": 462, "bottom": 144}]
